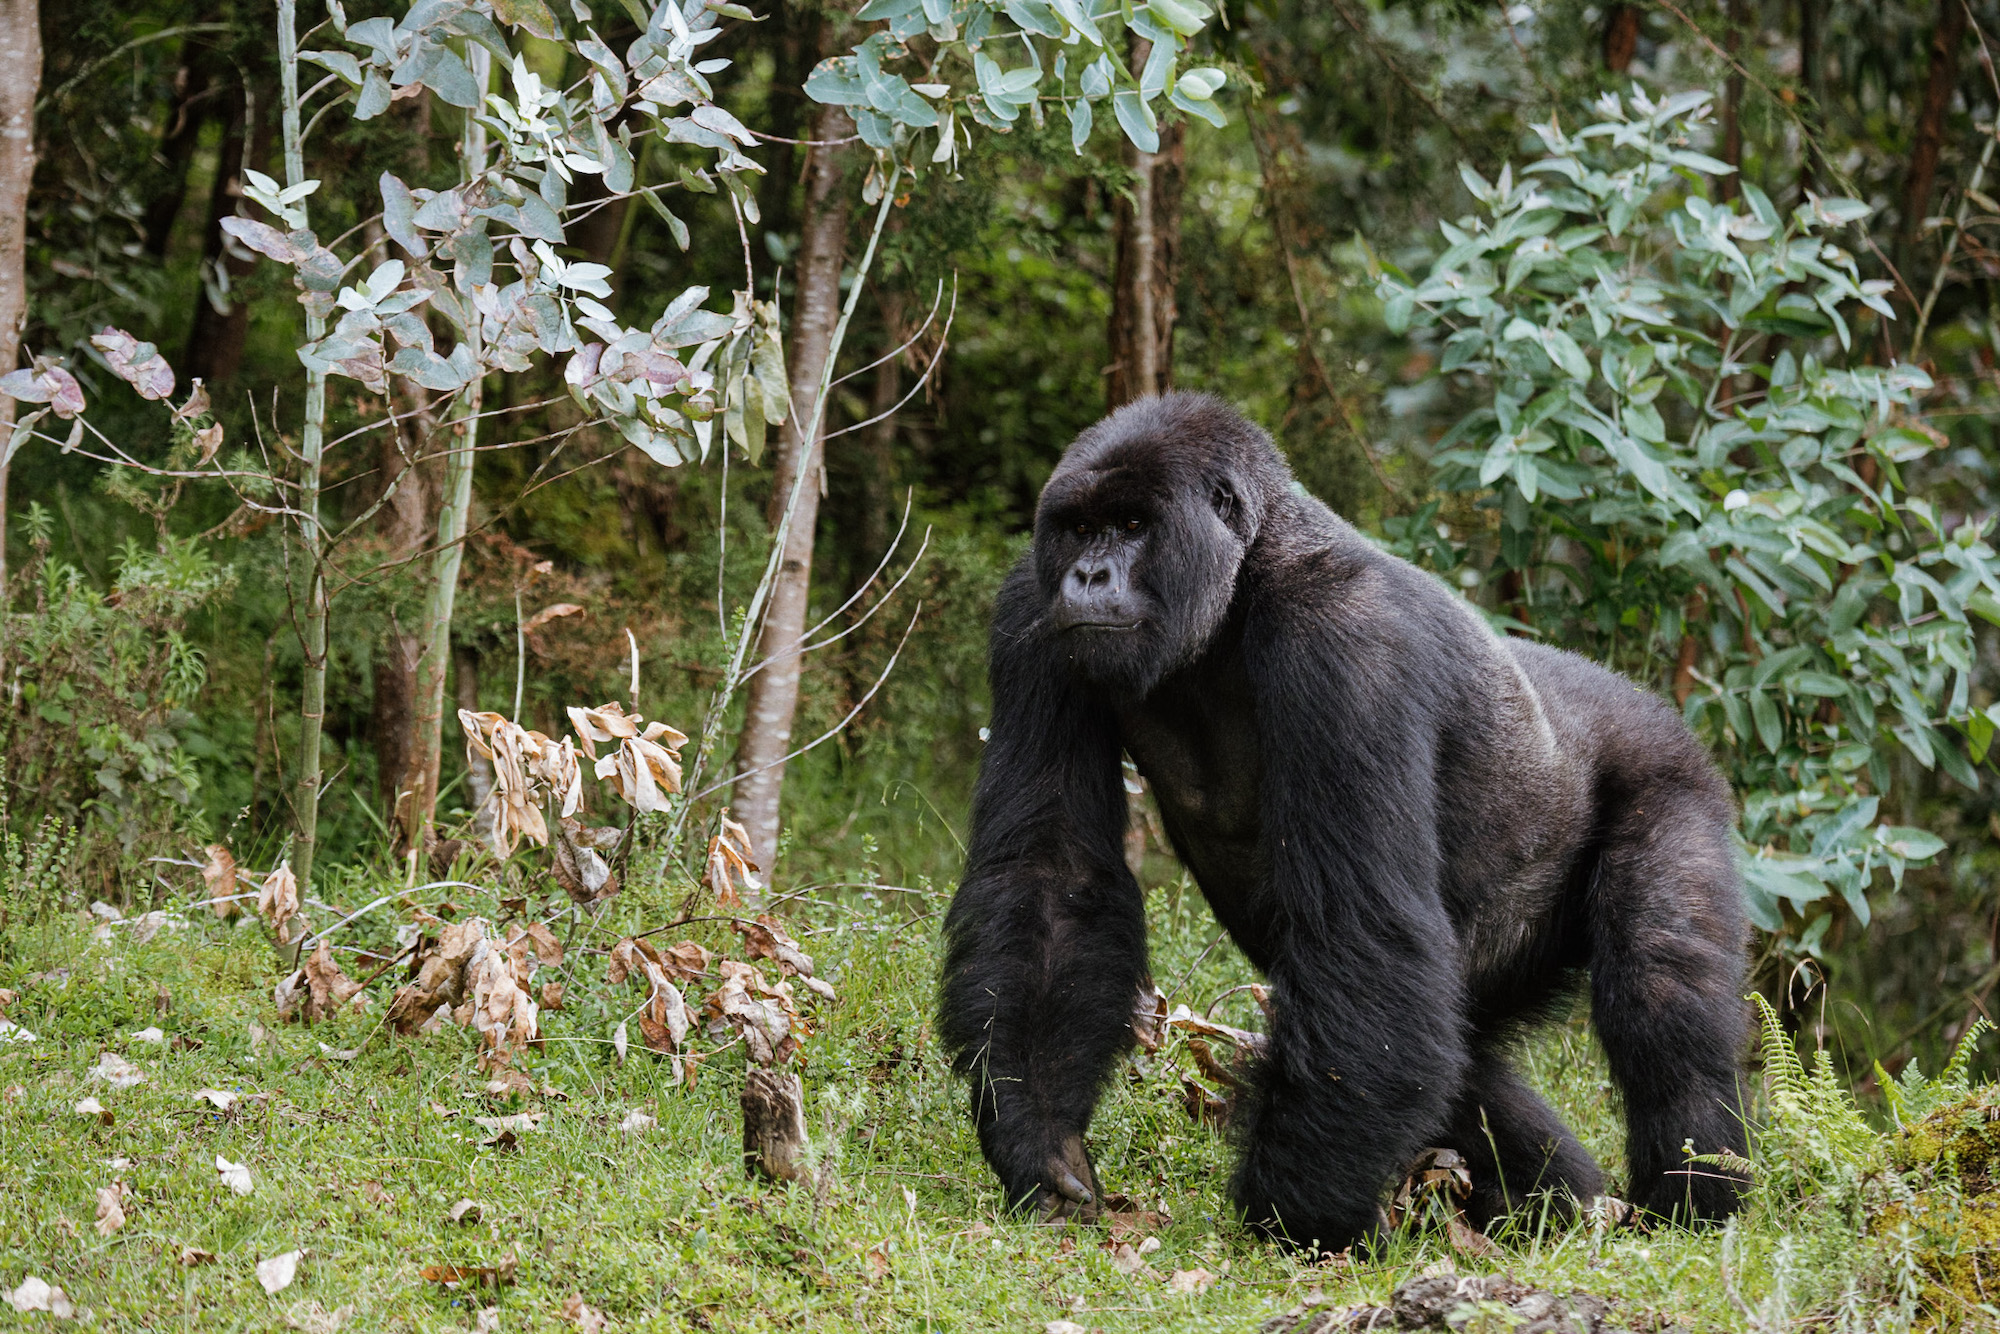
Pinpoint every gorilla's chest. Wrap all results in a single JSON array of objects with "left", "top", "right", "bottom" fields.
[{"left": 1113, "top": 661, "right": 1273, "bottom": 955}]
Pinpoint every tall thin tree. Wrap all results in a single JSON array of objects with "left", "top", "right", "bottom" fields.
[
  {"left": 731, "top": 103, "right": 855, "bottom": 874},
  {"left": 0, "top": 0, "right": 39, "bottom": 599}
]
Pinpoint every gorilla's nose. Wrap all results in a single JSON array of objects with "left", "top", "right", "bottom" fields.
[{"left": 1068, "top": 556, "right": 1116, "bottom": 595}]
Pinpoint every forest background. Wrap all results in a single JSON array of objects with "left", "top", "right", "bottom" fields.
[{"left": 10, "top": 0, "right": 2000, "bottom": 1100}]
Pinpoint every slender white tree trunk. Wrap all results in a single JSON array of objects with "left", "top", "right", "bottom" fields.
[
  {"left": 731, "top": 104, "right": 853, "bottom": 874},
  {"left": 0, "top": 0, "right": 41, "bottom": 604}
]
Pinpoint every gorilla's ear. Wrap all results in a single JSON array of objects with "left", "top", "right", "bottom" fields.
[{"left": 1210, "top": 481, "right": 1242, "bottom": 532}]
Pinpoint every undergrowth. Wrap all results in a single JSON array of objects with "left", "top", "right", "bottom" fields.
[{"left": 0, "top": 849, "right": 1996, "bottom": 1331}]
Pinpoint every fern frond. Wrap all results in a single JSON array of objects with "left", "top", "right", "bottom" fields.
[
  {"left": 1754, "top": 992, "right": 1808, "bottom": 1098},
  {"left": 1940, "top": 1016, "right": 1993, "bottom": 1090}
]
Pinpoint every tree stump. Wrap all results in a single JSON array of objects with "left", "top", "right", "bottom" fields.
[{"left": 741, "top": 1069, "right": 808, "bottom": 1183}]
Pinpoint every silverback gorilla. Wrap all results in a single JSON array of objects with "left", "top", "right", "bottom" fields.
[{"left": 939, "top": 393, "right": 1749, "bottom": 1252}]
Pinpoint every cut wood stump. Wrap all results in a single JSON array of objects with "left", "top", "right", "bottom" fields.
[{"left": 741, "top": 1068, "right": 808, "bottom": 1183}]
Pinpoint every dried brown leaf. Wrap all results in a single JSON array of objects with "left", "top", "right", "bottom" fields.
[
  {"left": 94, "top": 1181, "right": 128, "bottom": 1235},
  {"left": 420, "top": 1256, "right": 518, "bottom": 1289},
  {"left": 522, "top": 602, "right": 585, "bottom": 634},
  {"left": 258, "top": 863, "right": 300, "bottom": 943},
  {"left": 201, "top": 845, "right": 238, "bottom": 918},
  {"left": 1130, "top": 978, "right": 1167, "bottom": 1052},
  {"left": 558, "top": 1293, "right": 608, "bottom": 1333},
  {"left": 279, "top": 942, "right": 369, "bottom": 1024}
]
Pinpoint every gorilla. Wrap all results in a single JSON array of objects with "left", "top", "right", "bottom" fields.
[{"left": 938, "top": 393, "right": 1749, "bottom": 1253}]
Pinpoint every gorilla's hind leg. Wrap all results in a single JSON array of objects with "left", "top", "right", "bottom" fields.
[
  {"left": 1442, "top": 1050, "right": 1604, "bottom": 1232},
  {"left": 1587, "top": 782, "right": 1751, "bottom": 1225}
]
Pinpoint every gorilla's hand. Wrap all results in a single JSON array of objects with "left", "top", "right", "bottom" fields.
[{"left": 1037, "top": 1135, "right": 1103, "bottom": 1223}]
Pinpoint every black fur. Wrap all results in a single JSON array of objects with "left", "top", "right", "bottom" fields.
[{"left": 938, "top": 393, "right": 1750, "bottom": 1252}]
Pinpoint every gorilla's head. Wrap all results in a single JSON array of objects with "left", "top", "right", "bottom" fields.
[{"left": 1033, "top": 393, "right": 1291, "bottom": 699}]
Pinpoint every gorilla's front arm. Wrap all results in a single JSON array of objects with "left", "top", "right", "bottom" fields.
[
  {"left": 1228, "top": 577, "right": 1469, "bottom": 1252},
  {"left": 938, "top": 570, "right": 1147, "bottom": 1219}
]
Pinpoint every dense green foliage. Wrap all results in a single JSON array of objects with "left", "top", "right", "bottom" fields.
[{"left": 8, "top": 0, "right": 2000, "bottom": 1091}]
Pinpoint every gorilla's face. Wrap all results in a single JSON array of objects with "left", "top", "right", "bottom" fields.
[{"left": 1034, "top": 466, "right": 1248, "bottom": 699}]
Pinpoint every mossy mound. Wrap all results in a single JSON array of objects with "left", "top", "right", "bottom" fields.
[{"left": 1872, "top": 1084, "right": 2000, "bottom": 1326}]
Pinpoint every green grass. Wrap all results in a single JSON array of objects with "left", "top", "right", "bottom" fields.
[{"left": 0, "top": 874, "right": 1859, "bottom": 1331}]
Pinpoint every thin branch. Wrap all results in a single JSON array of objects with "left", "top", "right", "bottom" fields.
[
  {"left": 690, "top": 604, "right": 923, "bottom": 803},
  {"left": 828, "top": 277, "right": 949, "bottom": 390}
]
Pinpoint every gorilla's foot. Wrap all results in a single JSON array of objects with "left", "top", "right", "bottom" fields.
[{"left": 1037, "top": 1134, "right": 1103, "bottom": 1223}]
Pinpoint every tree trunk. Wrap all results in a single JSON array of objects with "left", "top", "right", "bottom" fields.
[
  {"left": 1796, "top": 0, "right": 1824, "bottom": 201},
  {"left": 1602, "top": 5, "right": 1640, "bottom": 72},
  {"left": 1901, "top": 0, "right": 1969, "bottom": 260},
  {"left": 1717, "top": 0, "right": 1746, "bottom": 204},
  {"left": 397, "top": 47, "right": 491, "bottom": 859},
  {"left": 731, "top": 103, "right": 854, "bottom": 875},
  {"left": 370, "top": 396, "right": 435, "bottom": 836},
  {"left": 142, "top": 28, "right": 222, "bottom": 258},
  {"left": 0, "top": 0, "right": 39, "bottom": 602},
  {"left": 1106, "top": 81, "right": 1184, "bottom": 410},
  {"left": 185, "top": 79, "right": 272, "bottom": 384},
  {"left": 1105, "top": 66, "right": 1185, "bottom": 866}
]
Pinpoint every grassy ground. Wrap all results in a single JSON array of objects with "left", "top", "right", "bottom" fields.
[{"left": 0, "top": 872, "right": 1832, "bottom": 1332}]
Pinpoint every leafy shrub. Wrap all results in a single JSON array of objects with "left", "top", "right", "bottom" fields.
[
  {"left": 1377, "top": 89, "right": 1997, "bottom": 957},
  {"left": 2, "top": 506, "right": 231, "bottom": 897}
]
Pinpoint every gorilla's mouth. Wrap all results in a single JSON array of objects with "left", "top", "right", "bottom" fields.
[{"left": 1065, "top": 620, "right": 1143, "bottom": 632}]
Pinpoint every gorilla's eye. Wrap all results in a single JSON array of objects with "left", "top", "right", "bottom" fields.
[
  {"left": 1125, "top": 518, "right": 1143, "bottom": 532},
  {"left": 1075, "top": 523, "right": 1091, "bottom": 537}
]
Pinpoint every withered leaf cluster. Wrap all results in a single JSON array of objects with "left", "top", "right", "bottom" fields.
[
  {"left": 551, "top": 817, "right": 622, "bottom": 906},
  {"left": 458, "top": 710, "right": 584, "bottom": 855},
  {"left": 386, "top": 918, "right": 562, "bottom": 1067},
  {"left": 1130, "top": 980, "right": 1270, "bottom": 1129},
  {"left": 608, "top": 936, "right": 705, "bottom": 1084},
  {"left": 705, "top": 810, "right": 761, "bottom": 908},
  {"left": 275, "top": 942, "right": 369, "bottom": 1024},
  {"left": 569, "top": 703, "right": 687, "bottom": 814}
]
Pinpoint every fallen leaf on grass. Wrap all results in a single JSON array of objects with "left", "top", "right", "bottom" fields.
[
  {"left": 484, "top": 1069, "right": 534, "bottom": 1098},
  {"left": 195, "top": 1089, "right": 239, "bottom": 1113},
  {"left": 257, "top": 1250, "right": 303, "bottom": 1295},
  {"left": 420, "top": 1255, "right": 518, "bottom": 1289},
  {"left": 276, "top": 943, "right": 368, "bottom": 1024},
  {"left": 316, "top": 1043, "right": 361, "bottom": 1061},
  {"left": 130, "top": 1026, "right": 165, "bottom": 1044},
  {"left": 476, "top": 1309, "right": 500, "bottom": 1333},
  {"left": 5, "top": 1276, "right": 75, "bottom": 1317},
  {"left": 559, "top": 1294, "right": 608, "bottom": 1332},
  {"left": 471, "top": 1113, "right": 544, "bottom": 1135},
  {"left": 216, "top": 1156, "right": 255, "bottom": 1196},
  {"left": 1167, "top": 1267, "right": 1216, "bottom": 1295},
  {"left": 286, "top": 1299, "right": 351, "bottom": 1333},
  {"left": 1446, "top": 1215, "right": 1501, "bottom": 1259},
  {"left": 1044, "top": 1322, "right": 1087, "bottom": 1334},
  {"left": 74, "top": 1097, "right": 112, "bottom": 1125},
  {"left": 618, "top": 1110, "right": 655, "bottom": 1133},
  {"left": 94, "top": 1181, "right": 129, "bottom": 1235},
  {"left": 447, "top": 1199, "right": 483, "bottom": 1225},
  {"left": 0, "top": 1019, "right": 36, "bottom": 1044},
  {"left": 88, "top": 1052, "right": 145, "bottom": 1088},
  {"left": 1103, "top": 1241, "right": 1147, "bottom": 1275},
  {"left": 360, "top": 1182, "right": 392, "bottom": 1207},
  {"left": 178, "top": 1247, "right": 216, "bottom": 1267}
]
